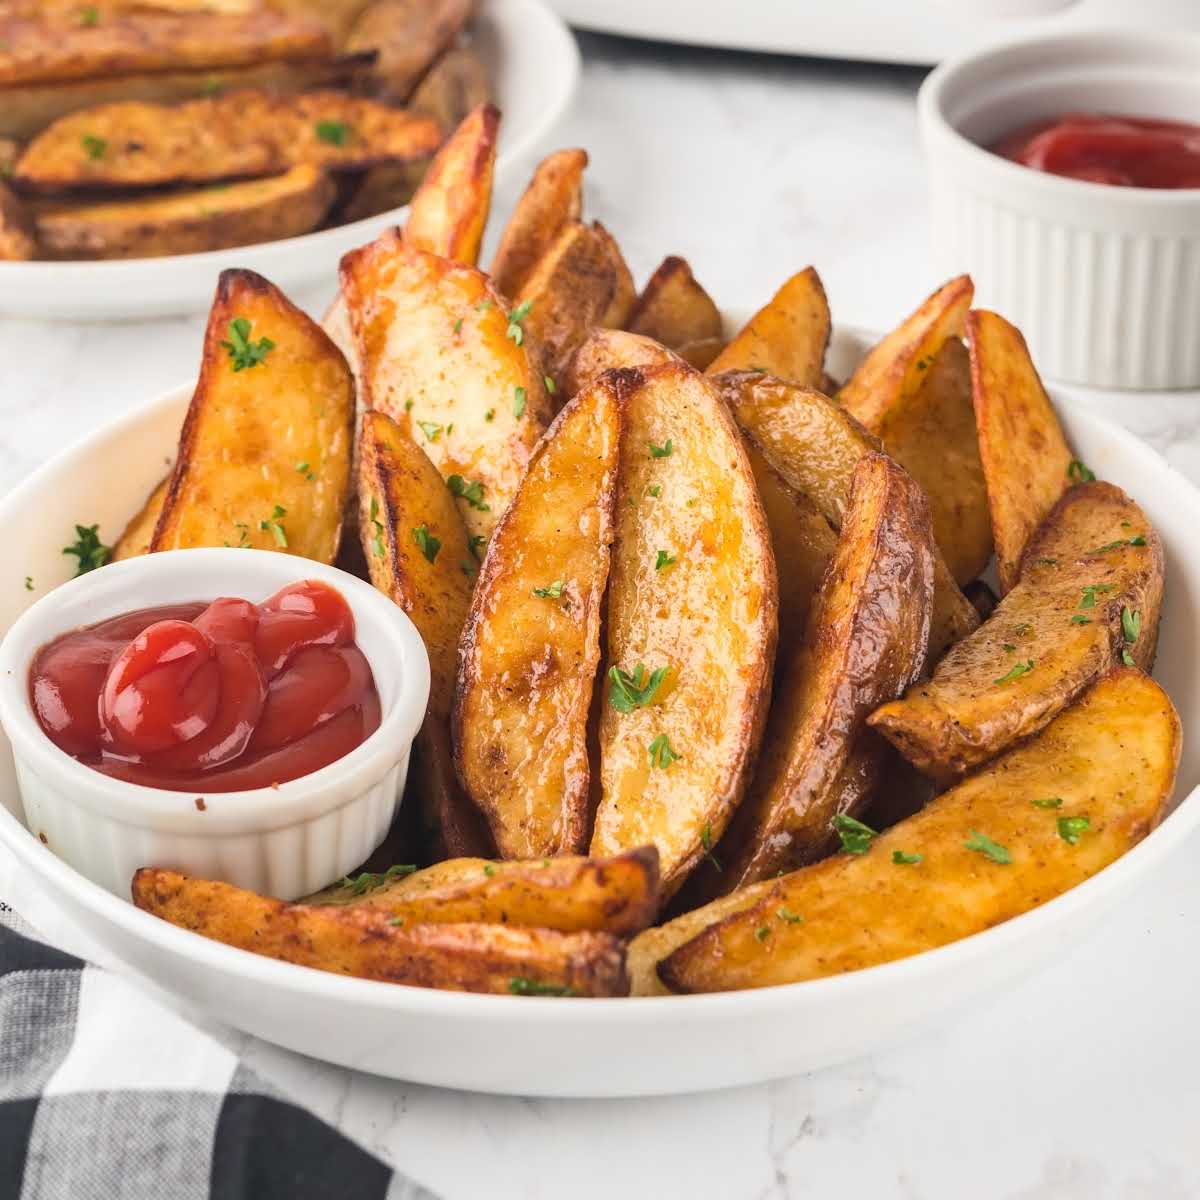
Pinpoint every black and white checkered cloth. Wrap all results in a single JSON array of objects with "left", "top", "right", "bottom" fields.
[{"left": 0, "top": 902, "right": 437, "bottom": 1199}]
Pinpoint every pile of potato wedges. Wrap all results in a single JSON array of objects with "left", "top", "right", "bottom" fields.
[
  {"left": 0, "top": 0, "right": 490, "bottom": 260},
  {"left": 112, "top": 105, "right": 1180, "bottom": 997}
]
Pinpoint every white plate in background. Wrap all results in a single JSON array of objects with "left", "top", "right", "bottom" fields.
[{"left": 0, "top": 0, "right": 579, "bottom": 322}]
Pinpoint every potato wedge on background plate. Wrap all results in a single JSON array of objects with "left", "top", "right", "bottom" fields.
[
  {"left": 710, "top": 453, "right": 935, "bottom": 889},
  {"left": 706, "top": 267, "right": 829, "bottom": 387},
  {"left": 563, "top": 327, "right": 679, "bottom": 398},
  {"left": 969, "top": 308, "right": 1074, "bottom": 593},
  {"left": 490, "top": 147, "right": 587, "bottom": 300},
  {"left": 305, "top": 847, "right": 660, "bottom": 936},
  {"left": 871, "top": 481, "right": 1163, "bottom": 780},
  {"left": 406, "top": 45, "right": 492, "bottom": 135},
  {"left": 113, "top": 476, "right": 169, "bottom": 561},
  {"left": 133, "top": 868, "right": 629, "bottom": 996},
  {"left": 660, "top": 668, "right": 1180, "bottom": 992},
  {"left": 340, "top": 231, "right": 552, "bottom": 542},
  {"left": 151, "top": 268, "right": 354, "bottom": 561},
  {"left": 591, "top": 363, "right": 777, "bottom": 897},
  {"left": 455, "top": 376, "right": 620, "bottom": 858},
  {"left": 0, "top": 180, "right": 35, "bottom": 260},
  {"left": 837, "top": 274, "right": 973, "bottom": 433},
  {"left": 627, "top": 255, "right": 723, "bottom": 354}
]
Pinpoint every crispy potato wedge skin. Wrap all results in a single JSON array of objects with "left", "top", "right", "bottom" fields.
[
  {"left": 113, "top": 475, "right": 169, "bottom": 561},
  {"left": 412, "top": 719, "right": 496, "bottom": 860},
  {"left": 340, "top": 232, "right": 551, "bottom": 542},
  {"left": 133, "top": 869, "right": 628, "bottom": 996},
  {"left": 516, "top": 219, "right": 637, "bottom": 390},
  {"left": 875, "top": 337, "right": 992, "bottom": 586},
  {"left": 407, "top": 44, "right": 492, "bottom": 135},
  {"left": 661, "top": 668, "right": 1180, "bottom": 992},
  {"left": 403, "top": 102, "right": 498, "bottom": 266},
  {"left": 0, "top": 179, "right": 35, "bottom": 260},
  {"left": 628, "top": 255, "right": 723, "bottom": 352},
  {"left": 455, "top": 378, "right": 620, "bottom": 858},
  {"left": 346, "top": 0, "right": 473, "bottom": 104},
  {"left": 34, "top": 164, "right": 335, "bottom": 259},
  {"left": 591, "top": 364, "right": 778, "bottom": 896},
  {"left": 675, "top": 336, "right": 723, "bottom": 370},
  {"left": 969, "top": 308, "right": 1074, "bottom": 593},
  {"left": 838, "top": 274, "right": 973, "bottom": 433},
  {"left": 336, "top": 157, "right": 427, "bottom": 225},
  {"left": 490, "top": 147, "right": 587, "bottom": 300},
  {"left": 15, "top": 91, "right": 441, "bottom": 191},
  {"left": 305, "top": 847, "right": 660, "bottom": 936},
  {"left": 871, "top": 481, "right": 1164, "bottom": 779},
  {"left": 563, "top": 327, "right": 679, "bottom": 399},
  {"left": 151, "top": 268, "right": 354, "bottom": 561},
  {"left": 706, "top": 267, "right": 829, "bottom": 387},
  {"left": 713, "top": 454, "right": 935, "bottom": 888}
]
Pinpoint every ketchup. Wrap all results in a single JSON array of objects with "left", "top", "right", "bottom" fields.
[
  {"left": 992, "top": 112, "right": 1200, "bottom": 188},
  {"left": 30, "top": 581, "right": 381, "bottom": 793}
]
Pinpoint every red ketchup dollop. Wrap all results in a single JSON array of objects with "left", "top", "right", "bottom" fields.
[
  {"left": 992, "top": 112, "right": 1200, "bottom": 188},
  {"left": 29, "top": 581, "right": 381, "bottom": 793}
]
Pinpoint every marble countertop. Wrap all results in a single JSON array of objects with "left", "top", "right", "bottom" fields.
[{"left": 3, "top": 30, "right": 1200, "bottom": 1200}]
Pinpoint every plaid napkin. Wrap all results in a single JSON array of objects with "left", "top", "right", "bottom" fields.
[{"left": 0, "top": 901, "right": 437, "bottom": 1200}]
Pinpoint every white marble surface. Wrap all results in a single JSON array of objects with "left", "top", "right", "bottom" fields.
[{"left": 4, "top": 30, "right": 1200, "bottom": 1200}]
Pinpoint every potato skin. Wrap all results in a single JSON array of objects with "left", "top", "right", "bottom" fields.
[
  {"left": 870, "top": 481, "right": 1164, "bottom": 780},
  {"left": 112, "top": 475, "right": 168, "bottom": 561},
  {"left": 660, "top": 668, "right": 1180, "bottom": 993},
  {"left": 627, "top": 255, "right": 723, "bottom": 352},
  {"left": 0, "top": 179, "right": 36, "bottom": 260},
  {"left": 563, "top": 328, "right": 678, "bottom": 399}
]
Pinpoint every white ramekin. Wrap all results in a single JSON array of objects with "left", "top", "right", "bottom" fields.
[
  {"left": 0, "top": 549, "right": 430, "bottom": 901},
  {"left": 918, "top": 29, "right": 1200, "bottom": 390}
]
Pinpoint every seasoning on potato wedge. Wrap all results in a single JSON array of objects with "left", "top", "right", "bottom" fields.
[
  {"left": 455, "top": 375, "right": 621, "bottom": 858},
  {"left": 151, "top": 268, "right": 354, "bottom": 561},
  {"left": 659, "top": 668, "right": 1180, "bottom": 993},
  {"left": 562, "top": 328, "right": 679, "bottom": 398},
  {"left": 870, "top": 481, "right": 1164, "bottom": 780},
  {"left": 627, "top": 255, "right": 723, "bottom": 356}
]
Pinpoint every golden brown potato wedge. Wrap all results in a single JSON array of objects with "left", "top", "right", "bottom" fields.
[
  {"left": 590, "top": 363, "right": 777, "bottom": 896},
  {"left": 837, "top": 274, "right": 973, "bottom": 433},
  {"left": 710, "top": 454, "right": 935, "bottom": 889},
  {"left": 305, "top": 847, "right": 660, "bottom": 936},
  {"left": 112, "top": 476, "right": 169, "bottom": 561},
  {"left": 0, "top": 139, "right": 18, "bottom": 176},
  {"left": 870, "top": 480, "right": 1163, "bottom": 780},
  {"left": 490, "top": 147, "right": 587, "bottom": 301},
  {"left": 407, "top": 44, "right": 491, "bottom": 134},
  {"left": 340, "top": 231, "right": 552, "bottom": 542},
  {"left": 875, "top": 337, "right": 992, "bottom": 586},
  {"left": 562, "top": 327, "right": 678, "bottom": 399},
  {"left": 34, "top": 164, "right": 335, "bottom": 259},
  {"left": 133, "top": 869, "right": 628, "bottom": 996},
  {"left": 705, "top": 267, "right": 829, "bottom": 387},
  {"left": 151, "top": 268, "right": 354, "bottom": 561},
  {"left": 14, "top": 91, "right": 442, "bottom": 192},
  {"left": 675, "top": 336, "right": 724, "bottom": 370},
  {"left": 627, "top": 255, "right": 723, "bottom": 352},
  {"left": 969, "top": 308, "right": 1075, "bottom": 593},
  {"left": 455, "top": 377, "right": 620, "bottom": 858},
  {"left": 403, "top": 102, "right": 498, "bottom": 266},
  {"left": 335, "top": 159, "right": 428, "bottom": 225},
  {"left": 660, "top": 668, "right": 1180, "bottom": 992},
  {"left": 0, "top": 179, "right": 35, "bottom": 260},
  {"left": 515, "top": 220, "right": 637, "bottom": 390}
]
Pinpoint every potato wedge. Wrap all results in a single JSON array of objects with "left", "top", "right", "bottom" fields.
[
  {"left": 455, "top": 377, "right": 620, "bottom": 858},
  {"left": 0, "top": 179, "right": 35, "bottom": 260},
  {"left": 705, "top": 267, "right": 829, "bottom": 387},
  {"left": 34, "top": 164, "right": 335, "bottom": 260},
  {"left": 335, "top": 158, "right": 428, "bottom": 225},
  {"left": 969, "top": 308, "right": 1074, "bottom": 593},
  {"left": 407, "top": 44, "right": 492, "bottom": 135},
  {"left": 837, "top": 274, "right": 973, "bottom": 433},
  {"left": 627, "top": 255, "right": 723, "bottom": 352},
  {"left": 113, "top": 476, "right": 169, "bottom": 561},
  {"left": 875, "top": 337, "right": 992, "bottom": 586},
  {"left": 151, "top": 268, "right": 354, "bottom": 560},
  {"left": 591, "top": 364, "right": 777, "bottom": 896},
  {"left": 709, "top": 454, "right": 935, "bottom": 889},
  {"left": 660, "top": 668, "right": 1180, "bottom": 992},
  {"left": 403, "top": 103, "right": 498, "bottom": 266},
  {"left": 870, "top": 481, "right": 1164, "bottom": 780},
  {"left": 490, "top": 147, "right": 587, "bottom": 300},
  {"left": 305, "top": 847, "right": 660, "bottom": 936},
  {"left": 339, "top": 231, "right": 552, "bottom": 542},
  {"left": 563, "top": 327, "right": 678, "bottom": 399},
  {"left": 515, "top": 220, "right": 637, "bottom": 389},
  {"left": 675, "top": 336, "right": 724, "bottom": 370},
  {"left": 14, "top": 91, "right": 442, "bottom": 192},
  {"left": 133, "top": 869, "right": 628, "bottom": 996}
]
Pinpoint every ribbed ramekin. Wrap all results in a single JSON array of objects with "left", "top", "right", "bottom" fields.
[
  {"left": 918, "top": 29, "right": 1200, "bottom": 390},
  {"left": 0, "top": 549, "right": 430, "bottom": 901}
]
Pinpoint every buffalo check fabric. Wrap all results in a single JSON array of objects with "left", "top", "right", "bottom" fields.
[{"left": 0, "top": 902, "right": 437, "bottom": 1200}]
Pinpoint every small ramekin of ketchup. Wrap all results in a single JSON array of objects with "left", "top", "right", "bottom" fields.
[{"left": 0, "top": 549, "right": 430, "bottom": 900}]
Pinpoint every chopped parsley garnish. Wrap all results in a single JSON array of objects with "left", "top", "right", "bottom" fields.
[
  {"left": 23, "top": 576, "right": 32, "bottom": 591},
  {"left": 513, "top": 386, "right": 527, "bottom": 418},
  {"left": 78, "top": 6, "right": 99, "bottom": 26},
  {"left": 532, "top": 580, "right": 565, "bottom": 599},
  {"left": 417, "top": 420, "right": 443, "bottom": 442},
  {"left": 994, "top": 659, "right": 1034, "bottom": 686},
  {"left": 296, "top": 460, "right": 315, "bottom": 480},
  {"left": 1070, "top": 615, "right": 1090, "bottom": 625},
  {"left": 483, "top": 864, "right": 496, "bottom": 877},
  {"left": 508, "top": 977, "right": 573, "bottom": 997},
  {"left": 1014, "top": 623, "right": 1032, "bottom": 636},
  {"left": 648, "top": 485, "right": 662, "bottom": 498},
  {"left": 388, "top": 917, "right": 404, "bottom": 927},
  {"left": 413, "top": 524, "right": 440, "bottom": 563},
  {"left": 1057, "top": 815, "right": 1091, "bottom": 845},
  {"left": 700, "top": 820, "right": 721, "bottom": 870},
  {"left": 506, "top": 299, "right": 532, "bottom": 345},
  {"left": 647, "top": 733, "right": 680, "bottom": 769},
  {"left": 484, "top": 408, "right": 495, "bottom": 422},
  {"left": 607, "top": 663, "right": 669, "bottom": 713},
  {"left": 201, "top": 76, "right": 224, "bottom": 97},
  {"left": 62, "top": 523, "right": 110, "bottom": 575},
  {"left": 1088, "top": 536, "right": 1144, "bottom": 555},
  {"left": 915, "top": 356, "right": 931, "bottom": 370},
  {"left": 221, "top": 316, "right": 274, "bottom": 371},
  {"left": 1121, "top": 606, "right": 1141, "bottom": 645},
  {"left": 648, "top": 439, "right": 674, "bottom": 459},
  {"left": 1035, "top": 557, "right": 1058, "bottom": 567},
  {"left": 964, "top": 831, "right": 1011, "bottom": 864},
  {"left": 833, "top": 813, "right": 877, "bottom": 855},
  {"left": 777, "top": 907, "right": 803, "bottom": 924},
  {"left": 476, "top": 298, "right": 493, "bottom": 312},
  {"left": 368, "top": 495, "right": 386, "bottom": 557},
  {"left": 339, "top": 864, "right": 417, "bottom": 895},
  {"left": 892, "top": 850, "right": 922, "bottom": 865},
  {"left": 544, "top": 375, "right": 556, "bottom": 395},
  {"left": 1068, "top": 460, "right": 1096, "bottom": 484},
  {"left": 754, "top": 925, "right": 771, "bottom": 943},
  {"left": 1031, "top": 797, "right": 1063, "bottom": 809},
  {"left": 315, "top": 120, "right": 353, "bottom": 146},
  {"left": 453, "top": 318, "right": 463, "bottom": 334},
  {"left": 468, "top": 534, "right": 486, "bottom": 559},
  {"left": 259, "top": 504, "right": 287, "bottom": 548},
  {"left": 1079, "top": 583, "right": 1116, "bottom": 609},
  {"left": 654, "top": 549, "right": 677, "bottom": 572},
  {"left": 1002, "top": 643, "right": 1016, "bottom": 653},
  {"left": 447, "top": 474, "right": 489, "bottom": 511},
  {"left": 460, "top": 560, "right": 476, "bottom": 577},
  {"left": 81, "top": 134, "right": 107, "bottom": 160}
]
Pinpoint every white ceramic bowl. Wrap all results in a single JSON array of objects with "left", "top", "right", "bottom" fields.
[
  {"left": 1, "top": 325, "right": 1198, "bottom": 1096},
  {"left": 918, "top": 28, "right": 1200, "bottom": 390},
  {"left": 0, "top": 549, "right": 430, "bottom": 901},
  {"left": 0, "top": 0, "right": 579, "bottom": 321}
]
